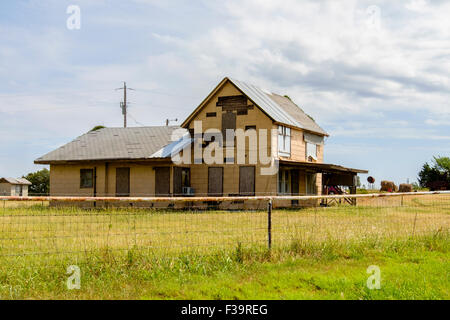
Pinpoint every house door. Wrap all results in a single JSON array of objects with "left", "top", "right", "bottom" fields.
[
  {"left": 173, "top": 167, "right": 190, "bottom": 196},
  {"left": 155, "top": 167, "right": 170, "bottom": 196},
  {"left": 116, "top": 167, "right": 130, "bottom": 197},
  {"left": 239, "top": 166, "right": 255, "bottom": 196},
  {"left": 208, "top": 167, "right": 223, "bottom": 196}
]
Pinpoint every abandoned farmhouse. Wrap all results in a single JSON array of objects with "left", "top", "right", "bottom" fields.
[{"left": 35, "top": 77, "right": 367, "bottom": 207}]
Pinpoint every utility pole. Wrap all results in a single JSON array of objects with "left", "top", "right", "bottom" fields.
[{"left": 115, "top": 82, "right": 134, "bottom": 128}]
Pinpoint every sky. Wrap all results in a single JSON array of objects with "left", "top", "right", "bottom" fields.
[{"left": 0, "top": 0, "right": 449, "bottom": 187}]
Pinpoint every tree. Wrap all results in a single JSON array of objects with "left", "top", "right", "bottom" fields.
[
  {"left": 434, "top": 156, "right": 450, "bottom": 173},
  {"left": 23, "top": 168, "right": 50, "bottom": 195},
  {"left": 356, "top": 176, "right": 361, "bottom": 188},
  {"left": 418, "top": 156, "right": 450, "bottom": 190},
  {"left": 90, "top": 125, "right": 105, "bottom": 132}
]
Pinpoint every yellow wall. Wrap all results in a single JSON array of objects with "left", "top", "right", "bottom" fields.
[
  {"left": 50, "top": 162, "right": 165, "bottom": 197},
  {"left": 186, "top": 80, "right": 277, "bottom": 196}
]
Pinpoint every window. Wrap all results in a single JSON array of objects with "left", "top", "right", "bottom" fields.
[
  {"left": 306, "top": 173, "right": 317, "bottom": 194},
  {"left": 278, "top": 169, "right": 291, "bottom": 194},
  {"left": 245, "top": 125, "right": 256, "bottom": 131},
  {"left": 181, "top": 168, "right": 190, "bottom": 188},
  {"left": 304, "top": 132, "right": 323, "bottom": 161},
  {"left": 206, "top": 112, "right": 216, "bottom": 117},
  {"left": 306, "top": 142, "right": 317, "bottom": 161},
  {"left": 80, "top": 169, "right": 94, "bottom": 188},
  {"left": 278, "top": 126, "right": 291, "bottom": 156}
]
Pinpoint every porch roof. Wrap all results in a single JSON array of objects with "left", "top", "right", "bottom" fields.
[{"left": 279, "top": 159, "right": 368, "bottom": 174}]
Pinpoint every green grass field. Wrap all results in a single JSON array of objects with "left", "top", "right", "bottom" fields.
[{"left": 0, "top": 194, "right": 448, "bottom": 299}]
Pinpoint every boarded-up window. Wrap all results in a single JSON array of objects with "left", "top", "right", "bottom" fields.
[
  {"left": 216, "top": 95, "right": 247, "bottom": 110},
  {"left": 115, "top": 167, "right": 130, "bottom": 197},
  {"left": 155, "top": 167, "right": 170, "bottom": 196},
  {"left": 208, "top": 167, "right": 223, "bottom": 196},
  {"left": 239, "top": 166, "right": 255, "bottom": 196},
  {"left": 222, "top": 111, "right": 236, "bottom": 144},
  {"left": 80, "top": 169, "right": 94, "bottom": 188}
]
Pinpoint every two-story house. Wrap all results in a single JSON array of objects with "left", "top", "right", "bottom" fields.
[{"left": 35, "top": 77, "right": 367, "bottom": 207}]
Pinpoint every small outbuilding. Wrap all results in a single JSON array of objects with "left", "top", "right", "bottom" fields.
[{"left": 0, "top": 177, "right": 32, "bottom": 196}]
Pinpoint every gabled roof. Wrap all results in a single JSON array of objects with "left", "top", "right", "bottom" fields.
[
  {"left": 182, "top": 77, "right": 328, "bottom": 136},
  {"left": 0, "top": 177, "right": 32, "bottom": 185},
  {"left": 35, "top": 126, "right": 188, "bottom": 164}
]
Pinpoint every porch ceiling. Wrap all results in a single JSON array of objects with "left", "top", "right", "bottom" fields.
[{"left": 279, "top": 159, "right": 368, "bottom": 174}]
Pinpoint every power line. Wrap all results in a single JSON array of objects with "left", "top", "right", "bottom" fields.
[
  {"left": 127, "top": 112, "right": 147, "bottom": 127},
  {"left": 133, "top": 88, "right": 198, "bottom": 100}
]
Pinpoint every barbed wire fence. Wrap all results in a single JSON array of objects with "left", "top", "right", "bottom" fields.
[{"left": 0, "top": 191, "right": 449, "bottom": 258}]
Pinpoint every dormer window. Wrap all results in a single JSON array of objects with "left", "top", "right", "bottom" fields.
[{"left": 278, "top": 126, "right": 291, "bottom": 157}]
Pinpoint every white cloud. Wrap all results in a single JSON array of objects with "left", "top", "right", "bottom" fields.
[{"left": 1, "top": 0, "right": 450, "bottom": 180}]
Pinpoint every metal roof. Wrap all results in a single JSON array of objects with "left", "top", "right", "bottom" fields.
[
  {"left": 229, "top": 78, "right": 328, "bottom": 136},
  {"left": 150, "top": 135, "right": 193, "bottom": 158},
  {"left": 0, "top": 177, "right": 32, "bottom": 185},
  {"left": 35, "top": 126, "right": 188, "bottom": 164}
]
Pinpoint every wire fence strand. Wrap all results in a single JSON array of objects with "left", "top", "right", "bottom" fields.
[{"left": 0, "top": 192, "right": 448, "bottom": 257}]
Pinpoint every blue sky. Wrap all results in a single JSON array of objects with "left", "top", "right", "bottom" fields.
[{"left": 0, "top": 0, "right": 449, "bottom": 186}]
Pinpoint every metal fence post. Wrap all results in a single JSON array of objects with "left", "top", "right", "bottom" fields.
[{"left": 267, "top": 198, "right": 272, "bottom": 250}]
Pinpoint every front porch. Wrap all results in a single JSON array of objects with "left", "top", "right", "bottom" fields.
[{"left": 278, "top": 159, "right": 368, "bottom": 206}]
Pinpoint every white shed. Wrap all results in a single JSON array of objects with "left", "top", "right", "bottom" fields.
[{"left": 0, "top": 177, "right": 32, "bottom": 196}]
